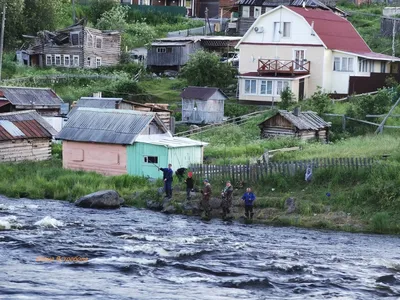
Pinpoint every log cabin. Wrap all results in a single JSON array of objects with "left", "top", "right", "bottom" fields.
[
  {"left": 0, "top": 110, "right": 57, "bottom": 162},
  {"left": 258, "top": 108, "right": 331, "bottom": 142}
]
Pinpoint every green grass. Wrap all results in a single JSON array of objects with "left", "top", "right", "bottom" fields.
[{"left": 137, "top": 77, "right": 187, "bottom": 104}]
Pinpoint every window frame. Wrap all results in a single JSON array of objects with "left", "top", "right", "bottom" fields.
[
  {"left": 283, "top": 22, "right": 291, "bottom": 38},
  {"left": 144, "top": 156, "right": 158, "bottom": 164},
  {"left": 87, "top": 34, "right": 93, "bottom": 48},
  {"left": 381, "top": 61, "right": 386, "bottom": 73},
  {"left": 244, "top": 79, "right": 257, "bottom": 95},
  {"left": 157, "top": 47, "right": 166, "bottom": 53},
  {"left": 276, "top": 80, "right": 289, "bottom": 96},
  {"left": 64, "top": 55, "right": 70, "bottom": 67},
  {"left": 334, "top": 56, "right": 354, "bottom": 72},
  {"left": 254, "top": 6, "right": 262, "bottom": 18},
  {"left": 70, "top": 31, "right": 80, "bottom": 46},
  {"left": 45, "top": 54, "right": 52, "bottom": 66},
  {"left": 96, "top": 37, "right": 103, "bottom": 49},
  {"left": 242, "top": 6, "right": 250, "bottom": 18},
  {"left": 72, "top": 55, "right": 80, "bottom": 67},
  {"left": 55, "top": 54, "right": 61, "bottom": 66},
  {"left": 260, "top": 80, "right": 273, "bottom": 95},
  {"left": 96, "top": 57, "right": 102, "bottom": 68}
]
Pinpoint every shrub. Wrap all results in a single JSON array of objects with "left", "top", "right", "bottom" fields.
[
  {"left": 300, "top": 87, "right": 333, "bottom": 115},
  {"left": 278, "top": 87, "right": 295, "bottom": 110},
  {"left": 371, "top": 212, "right": 390, "bottom": 233}
]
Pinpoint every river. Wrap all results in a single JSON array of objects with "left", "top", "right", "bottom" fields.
[{"left": 0, "top": 195, "right": 399, "bottom": 300}]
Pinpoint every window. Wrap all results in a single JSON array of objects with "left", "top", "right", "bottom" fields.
[
  {"left": 273, "top": 22, "right": 280, "bottom": 42},
  {"left": 157, "top": 47, "right": 166, "bottom": 53},
  {"left": 96, "top": 37, "right": 102, "bottom": 49},
  {"left": 242, "top": 6, "right": 250, "bottom": 18},
  {"left": 87, "top": 34, "right": 93, "bottom": 47},
  {"left": 333, "top": 57, "right": 354, "bottom": 72},
  {"left": 144, "top": 156, "right": 158, "bottom": 164},
  {"left": 70, "top": 32, "right": 80, "bottom": 46},
  {"left": 370, "top": 61, "right": 374, "bottom": 72},
  {"left": 87, "top": 57, "right": 91, "bottom": 67},
  {"left": 359, "top": 59, "right": 368, "bottom": 72},
  {"left": 381, "top": 61, "right": 386, "bottom": 73},
  {"left": 72, "top": 55, "right": 79, "bottom": 67},
  {"left": 55, "top": 54, "right": 61, "bottom": 66},
  {"left": 244, "top": 79, "right": 257, "bottom": 94},
  {"left": 166, "top": 47, "right": 172, "bottom": 53},
  {"left": 260, "top": 80, "right": 273, "bottom": 95},
  {"left": 46, "top": 55, "right": 52, "bottom": 66},
  {"left": 96, "top": 57, "right": 102, "bottom": 67},
  {"left": 276, "top": 80, "right": 289, "bottom": 95},
  {"left": 254, "top": 6, "right": 261, "bottom": 18},
  {"left": 64, "top": 55, "right": 70, "bottom": 67},
  {"left": 283, "top": 22, "right": 291, "bottom": 38}
]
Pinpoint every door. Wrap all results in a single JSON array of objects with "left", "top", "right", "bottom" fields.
[
  {"left": 298, "top": 79, "right": 305, "bottom": 101},
  {"left": 294, "top": 50, "right": 305, "bottom": 71}
]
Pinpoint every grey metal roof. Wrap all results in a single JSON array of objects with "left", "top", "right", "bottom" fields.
[
  {"left": 239, "top": 0, "right": 290, "bottom": 6},
  {"left": 0, "top": 87, "right": 64, "bottom": 107},
  {"left": 151, "top": 42, "right": 191, "bottom": 46},
  {"left": 56, "top": 108, "right": 168, "bottom": 145},
  {"left": 77, "top": 97, "right": 123, "bottom": 109},
  {"left": 259, "top": 110, "right": 331, "bottom": 130},
  {"left": 180, "top": 87, "right": 228, "bottom": 101},
  {"left": 290, "top": 0, "right": 330, "bottom": 9}
]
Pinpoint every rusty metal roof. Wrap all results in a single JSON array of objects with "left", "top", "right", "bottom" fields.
[
  {"left": 0, "top": 110, "right": 57, "bottom": 141},
  {"left": 259, "top": 110, "right": 331, "bottom": 130},
  {"left": 57, "top": 108, "right": 170, "bottom": 145},
  {"left": 0, "top": 87, "right": 64, "bottom": 107},
  {"left": 180, "top": 87, "right": 228, "bottom": 101}
]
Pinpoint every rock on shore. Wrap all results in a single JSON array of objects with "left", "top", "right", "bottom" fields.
[{"left": 75, "top": 190, "right": 123, "bottom": 209}]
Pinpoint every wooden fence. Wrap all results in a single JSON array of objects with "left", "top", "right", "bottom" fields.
[{"left": 190, "top": 157, "right": 374, "bottom": 183}]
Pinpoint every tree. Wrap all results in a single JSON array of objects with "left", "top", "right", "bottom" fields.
[
  {"left": 96, "top": 5, "right": 129, "bottom": 31},
  {"left": 278, "top": 87, "right": 295, "bottom": 110},
  {"left": 181, "top": 50, "right": 237, "bottom": 89},
  {"left": 89, "top": 0, "right": 117, "bottom": 26},
  {"left": 300, "top": 87, "right": 333, "bottom": 115},
  {"left": 1, "top": 0, "right": 25, "bottom": 49}
]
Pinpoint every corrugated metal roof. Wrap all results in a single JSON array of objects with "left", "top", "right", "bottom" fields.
[
  {"left": 239, "top": 0, "right": 290, "bottom": 6},
  {"left": 0, "top": 87, "right": 64, "bottom": 107},
  {"left": 151, "top": 42, "right": 192, "bottom": 46},
  {"left": 290, "top": 0, "right": 330, "bottom": 9},
  {"left": 136, "top": 134, "right": 208, "bottom": 148},
  {"left": 57, "top": 108, "right": 169, "bottom": 145},
  {"left": 180, "top": 87, "right": 228, "bottom": 101},
  {"left": 259, "top": 110, "right": 331, "bottom": 130},
  {"left": 77, "top": 97, "right": 123, "bottom": 109},
  {"left": 0, "top": 110, "right": 57, "bottom": 141}
]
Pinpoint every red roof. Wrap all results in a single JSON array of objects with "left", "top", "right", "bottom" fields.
[{"left": 287, "top": 7, "right": 371, "bottom": 53}]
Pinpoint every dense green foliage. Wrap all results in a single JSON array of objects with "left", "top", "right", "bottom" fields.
[
  {"left": 278, "top": 87, "right": 295, "bottom": 110},
  {"left": 181, "top": 51, "right": 237, "bottom": 89}
]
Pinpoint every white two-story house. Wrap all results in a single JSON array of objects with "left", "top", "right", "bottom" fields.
[{"left": 235, "top": 5, "right": 400, "bottom": 104}]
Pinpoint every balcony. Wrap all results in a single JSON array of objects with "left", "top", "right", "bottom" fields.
[{"left": 258, "top": 59, "right": 311, "bottom": 76}]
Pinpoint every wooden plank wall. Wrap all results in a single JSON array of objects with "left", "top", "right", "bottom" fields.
[
  {"left": 190, "top": 157, "right": 374, "bottom": 184},
  {"left": 0, "top": 138, "right": 51, "bottom": 162}
]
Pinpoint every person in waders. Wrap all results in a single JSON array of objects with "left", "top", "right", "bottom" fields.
[
  {"left": 185, "top": 172, "right": 194, "bottom": 200},
  {"left": 159, "top": 164, "right": 173, "bottom": 198},
  {"left": 200, "top": 179, "right": 212, "bottom": 219},
  {"left": 241, "top": 188, "right": 256, "bottom": 220},
  {"left": 221, "top": 181, "right": 233, "bottom": 219}
]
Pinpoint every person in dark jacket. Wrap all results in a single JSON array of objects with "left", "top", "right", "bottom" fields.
[
  {"left": 200, "top": 179, "right": 212, "bottom": 219},
  {"left": 185, "top": 171, "right": 194, "bottom": 200},
  {"left": 221, "top": 181, "right": 233, "bottom": 219},
  {"left": 176, "top": 167, "right": 187, "bottom": 182},
  {"left": 241, "top": 188, "right": 256, "bottom": 219},
  {"left": 159, "top": 164, "right": 173, "bottom": 198}
]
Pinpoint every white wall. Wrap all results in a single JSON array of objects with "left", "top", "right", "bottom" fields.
[
  {"left": 329, "top": 51, "right": 358, "bottom": 94},
  {"left": 43, "top": 117, "right": 66, "bottom": 134}
]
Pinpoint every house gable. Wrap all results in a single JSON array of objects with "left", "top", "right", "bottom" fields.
[{"left": 236, "top": 6, "right": 324, "bottom": 47}]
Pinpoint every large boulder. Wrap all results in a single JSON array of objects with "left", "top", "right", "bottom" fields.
[
  {"left": 146, "top": 199, "right": 163, "bottom": 211},
  {"left": 75, "top": 190, "right": 122, "bottom": 209}
]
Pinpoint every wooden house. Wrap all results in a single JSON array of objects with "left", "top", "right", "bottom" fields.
[
  {"left": 69, "top": 97, "right": 173, "bottom": 130},
  {"left": 181, "top": 86, "right": 228, "bottom": 124},
  {"left": 258, "top": 109, "right": 331, "bottom": 141},
  {"left": 56, "top": 108, "right": 207, "bottom": 177},
  {"left": 0, "top": 110, "right": 57, "bottom": 162},
  {"left": 0, "top": 87, "right": 65, "bottom": 117},
  {"left": 17, "top": 20, "right": 121, "bottom": 69}
]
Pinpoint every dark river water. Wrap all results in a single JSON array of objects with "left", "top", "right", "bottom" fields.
[{"left": 0, "top": 195, "right": 400, "bottom": 300}]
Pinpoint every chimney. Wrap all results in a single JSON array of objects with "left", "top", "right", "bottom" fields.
[
  {"left": 92, "top": 91, "right": 102, "bottom": 98},
  {"left": 115, "top": 101, "right": 119, "bottom": 109},
  {"left": 293, "top": 106, "right": 301, "bottom": 117}
]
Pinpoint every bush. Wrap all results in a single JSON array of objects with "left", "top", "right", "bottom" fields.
[
  {"left": 371, "top": 212, "right": 391, "bottom": 233},
  {"left": 278, "top": 87, "right": 295, "bottom": 110},
  {"left": 300, "top": 87, "right": 333, "bottom": 115}
]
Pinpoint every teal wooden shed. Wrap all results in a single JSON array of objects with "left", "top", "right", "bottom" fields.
[{"left": 128, "top": 135, "right": 207, "bottom": 179}]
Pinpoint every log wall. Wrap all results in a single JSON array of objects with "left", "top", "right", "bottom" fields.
[{"left": 0, "top": 138, "right": 51, "bottom": 162}]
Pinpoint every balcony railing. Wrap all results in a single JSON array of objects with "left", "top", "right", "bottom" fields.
[{"left": 258, "top": 59, "right": 311, "bottom": 75}]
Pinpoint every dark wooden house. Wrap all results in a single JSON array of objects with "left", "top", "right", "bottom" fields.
[
  {"left": 0, "top": 87, "right": 65, "bottom": 117},
  {"left": 16, "top": 20, "right": 121, "bottom": 69},
  {"left": 258, "top": 109, "right": 331, "bottom": 141},
  {"left": 181, "top": 86, "right": 228, "bottom": 124},
  {"left": 0, "top": 110, "right": 57, "bottom": 162}
]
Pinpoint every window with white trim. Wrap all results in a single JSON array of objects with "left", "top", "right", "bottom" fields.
[
  {"left": 260, "top": 80, "right": 273, "bottom": 95},
  {"left": 46, "top": 55, "right": 52, "bottom": 66},
  {"left": 276, "top": 80, "right": 289, "bottom": 95},
  {"left": 254, "top": 6, "right": 261, "bottom": 18},
  {"left": 283, "top": 22, "right": 291, "bottom": 38},
  {"left": 72, "top": 55, "right": 79, "bottom": 67},
  {"left": 244, "top": 79, "right": 257, "bottom": 94},
  {"left": 64, "top": 55, "right": 70, "bottom": 67},
  {"left": 381, "top": 61, "right": 386, "bottom": 73},
  {"left": 96, "top": 57, "right": 102, "bottom": 67},
  {"left": 242, "top": 6, "right": 250, "bottom": 18},
  {"left": 96, "top": 37, "right": 103, "bottom": 49},
  {"left": 370, "top": 61, "right": 374, "bottom": 72},
  {"left": 333, "top": 57, "right": 354, "bottom": 72},
  {"left": 157, "top": 47, "right": 166, "bottom": 53},
  {"left": 70, "top": 32, "right": 80, "bottom": 46},
  {"left": 55, "top": 54, "right": 61, "bottom": 66},
  {"left": 144, "top": 156, "right": 158, "bottom": 164},
  {"left": 359, "top": 59, "right": 369, "bottom": 72}
]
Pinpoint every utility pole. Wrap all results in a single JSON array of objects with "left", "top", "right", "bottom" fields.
[
  {"left": 392, "top": 18, "right": 396, "bottom": 57},
  {"left": 72, "top": 0, "right": 76, "bottom": 24},
  {"left": 205, "top": 7, "right": 208, "bottom": 35},
  {"left": 0, "top": 3, "right": 6, "bottom": 82}
]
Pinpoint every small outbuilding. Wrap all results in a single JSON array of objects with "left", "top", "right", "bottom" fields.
[
  {"left": 0, "top": 86, "right": 65, "bottom": 117},
  {"left": 181, "top": 86, "right": 228, "bottom": 124},
  {"left": 56, "top": 108, "right": 207, "bottom": 177},
  {"left": 0, "top": 110, "right": 57, "bottom": 162},
  {"left": 258, "top": 109, "right": 331, "bottom": 142}
]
